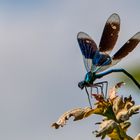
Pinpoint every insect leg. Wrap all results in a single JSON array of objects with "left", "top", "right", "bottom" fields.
[
  {"left": 85, "top": 87, "right": 92, "bottom": 108},
  {"left": 90, "top": 87, "right": 93, "bottom": 98},
  {"left": 104, "top": 81, "right": 108, "bottom": 99},
  {"left": 93, "top": 81, "right": 107, "bottom": 97}
]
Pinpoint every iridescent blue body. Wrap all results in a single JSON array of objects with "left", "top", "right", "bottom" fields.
[
  {"left": 78, "top": 69, "right": 140, "bottom": 90},
  {"left": 78, "top": 52, "right": 112, "bottom": 90},
  {"left": 78, "top": 72, "right": 95, "bottom": 89}
]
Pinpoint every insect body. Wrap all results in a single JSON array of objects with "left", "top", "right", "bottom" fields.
[{"left": 77, "top": 13, "right": 140, "bottom": 107}]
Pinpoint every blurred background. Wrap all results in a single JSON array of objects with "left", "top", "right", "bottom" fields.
[{"left": 0, "top": 0, "right": 140, "bottom": 140}]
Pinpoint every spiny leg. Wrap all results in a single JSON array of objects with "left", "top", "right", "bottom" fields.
[
  {"left": 93, "top": 81, "right": 108, "bottom": 98},
  {"left": 98, "top": 84, "right": 104, "bottom": 97},
  {"left": 85, "top": 85, "right": 101, "bottom": 108},
  {"left": 90, "top": 87, "right": 93, "bottom": 98},
  {"left": 101, "top": 81, "right": 108, "bottom": 99},
  {"left": 95, "top": 86, "right": 99, "bottom": 94},
  {"left": 85, "top": 87, "right": 92, "bottom": 108},
  {"left": 89, "top": 84, "right": 102, "bottom": 95},
  {"left": 97, "top": 81, "right": 108, "bottom": 99},
  {"left": 85, "top": 81, "right": 108, "bottom": 107},
  {"left": 90, "top": 85, "right": 100, "bottom": 98},
  {"left": 104, "top": 81, "right": 108, "bottom": 99},
  {"left": 96, "top": 84, "right": 104, "bottom": 96}
]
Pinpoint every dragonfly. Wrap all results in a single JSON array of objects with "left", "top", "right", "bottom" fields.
[{"left": 77, "top": 13, "right": 140, "bottom": 108}]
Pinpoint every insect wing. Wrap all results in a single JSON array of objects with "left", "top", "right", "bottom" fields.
[
  {"left": 99, "top": 13, "right": 120, "bottom": 54},
  {"left": 112, "top": 32, "right": 140, "bottom": 66},
  {"left": 94, "top": 54, "right": 112, "bottom": 73},
  {"left": 77, "top": 32, "right": 98, "bottom": 72},
  {"left": 96, "top": 32, "right": 140, "bottom": 72}
]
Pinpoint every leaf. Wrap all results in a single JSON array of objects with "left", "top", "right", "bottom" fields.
[
  {"left": 128, "top": 105, "right": 140, "bottom": 117},
  {"left": 120, "top": 122, "right": 131, "bottom": 132},
  {"left": 94, "top": 120, "right": 133, "bottom": 140},
  {"left": 51, "top": 107, "right": 91, "bottom": 129},
  {"left": 113, "top": 95, "right": 138, "bottom": 122},
  {"left": 112, "top": 97, "right": 123, "bottom": 115},
  {"left": 109, "top": 82, "right": 125, "bottom": 100},
  {"left": 93, "top": 120, "right": 117, "bottom": 138},
  {"left": 134, "top": 133, "right": 140, "bottom": 140},
  {"left": 116, "top": 109, "right": 130, "bottom": 122}
]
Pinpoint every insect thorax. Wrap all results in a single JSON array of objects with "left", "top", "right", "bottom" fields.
[
  {"left": 78, "top": 71, "right": 96, "bottom": 89},
  {"left": 84, "top": 71, "right": 96, "bottom": 84}
]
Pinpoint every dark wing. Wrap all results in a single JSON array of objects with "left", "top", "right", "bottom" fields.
[
  {"left": 96, "top": 32, "right": 140, "bottom": 73},
  {"left": 77, "top": 32, "right": 98, "bottom": 72},
  {"left": 99, "top": 13, "right": 120, "bottom": 54},
  {"left": 112, "top": 32, "right": 140, "bottom": 66}
]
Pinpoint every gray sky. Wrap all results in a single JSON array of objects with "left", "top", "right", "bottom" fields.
[{"left": 0, "top": 0, "right": 140, "bottom": 140}]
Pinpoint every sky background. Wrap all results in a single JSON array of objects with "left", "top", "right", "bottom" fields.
[{"left": 0, "top": 0, "right": 140, "bottom": 140}]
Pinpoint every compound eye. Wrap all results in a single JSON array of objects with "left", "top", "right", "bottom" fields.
[{"left": 78, "top": 81, "right": 85, "bottom": 89}]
